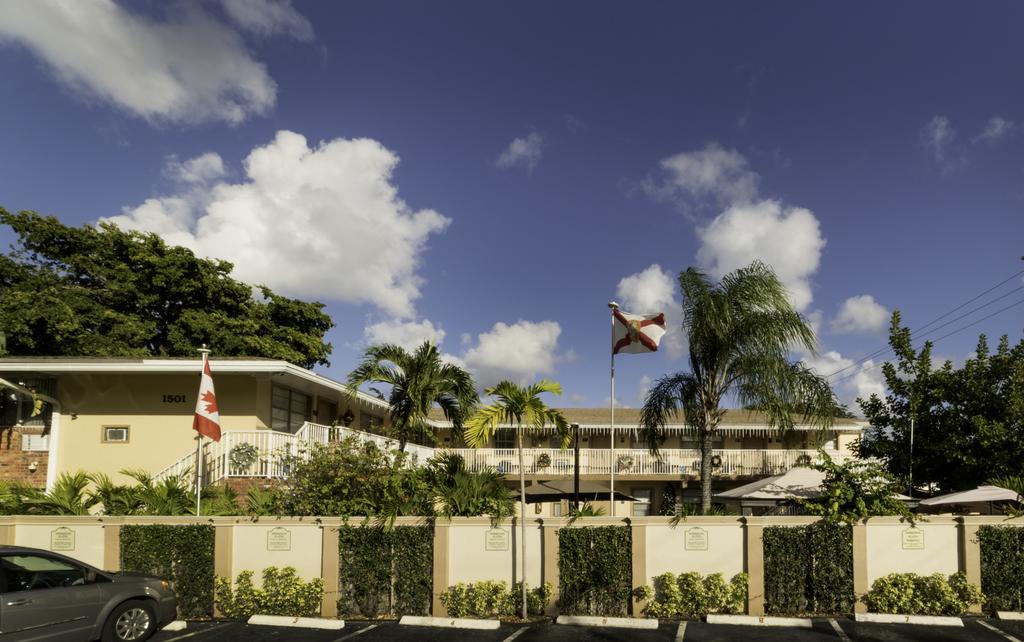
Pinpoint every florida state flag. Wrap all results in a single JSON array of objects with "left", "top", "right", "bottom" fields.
[
  {"left": 192, "top": 354, "right": 221, "bottom": 441},
  {"left": 612, "top": 309, "right": 667, "bottom": 355}
]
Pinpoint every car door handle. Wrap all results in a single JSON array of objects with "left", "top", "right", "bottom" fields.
[{"left": 6, "top": 599, "right": 32, "bottom": 606}]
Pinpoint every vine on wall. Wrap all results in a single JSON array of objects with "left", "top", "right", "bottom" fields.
[
  {"left": 763, "top": 523, "right": 853, "bottom": 615},
  {"left": 978, "top": 525, "right": 1024, "bottom": 612},
  {"left": 558, "top": 526, "right": 632, "bottom": 616},
  {"left": 120, "top": 524, "right": 216, "bottom": 618},
  {"left": 337, "top": 524, "right": 433, "bottom": 618}
]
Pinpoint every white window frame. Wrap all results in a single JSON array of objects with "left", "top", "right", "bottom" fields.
[{"left": 102, "top": 426, "right": 130, "bottom": 443}]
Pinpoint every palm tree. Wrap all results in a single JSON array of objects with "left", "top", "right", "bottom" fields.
[
  {"left": 640, "top": 261, "right": 836, "bottom": 514},
  {"left": 464, "top": 379, "right": 570, "bottom": 619},
  {"left": 21, "top": 471, "right": 97, "bottom": 515},
  {"left": 348, "top": 342, "right": 478, "bottom": 451}
]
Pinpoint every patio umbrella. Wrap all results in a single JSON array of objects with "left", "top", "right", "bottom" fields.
[
  {"left": 715, "top": 467, "right": 826, "bottom": 501},
  {"left": 514, "top": 480, "right": 637, "bottom": 504},
  {"left": 919, "top": 485, "right": 1023, "bottom": 509}
]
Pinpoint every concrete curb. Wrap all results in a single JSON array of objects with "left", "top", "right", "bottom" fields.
[
  {"left": 555, "top": 615, "right": 659, "bottom": 629},
  {"left": 854, "top": 613, "right": 963, "bottom": 627},
  {"left": 997, "top": 612, "right": 1024, "bottom": 621},
  {"left": 399, "top": 616, "right": 500, "bottom": 630},
  {"left": 162, "top": 621, "right": 187, "bottom": 632},
  {"left": 706, "top": 614, "right": 813, "bottom": 628},
  {"left": 246, "top": 615, "right": 345, "bottom": 630}
]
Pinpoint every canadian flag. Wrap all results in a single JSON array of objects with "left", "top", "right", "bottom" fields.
[
  {"left": 612, "top": 309, "right": 667, "bottom": 355},
  {"left": 192, "top": 355, "right": 221, "bottom": 442}
]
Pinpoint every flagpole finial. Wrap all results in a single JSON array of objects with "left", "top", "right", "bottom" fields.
[
  {"left": 197, "top": 345, "right": 211, "bottom": 356},
  {"left": 608, "top": 301, "right": 619, "bottom": 310}
]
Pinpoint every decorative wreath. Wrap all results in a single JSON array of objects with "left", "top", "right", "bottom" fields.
[
  {"left": 795, "top": 454, "right": 813, "bottom": 467},
  {"left": 228, "top": 442, "right": 259, "bottom": 471},
  {"left": 536, "top": 453, "right": 552, "bottom": 468},
  {"left": 710, "top": 454, "right": 723, "bottom": 468},
  {"left": 617, "top": 454, "right": 635, "bottom": 471}
]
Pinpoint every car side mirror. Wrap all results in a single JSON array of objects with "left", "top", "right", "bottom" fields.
[{"left": 86, "top": 570, "right": 97, "bottom": 584}]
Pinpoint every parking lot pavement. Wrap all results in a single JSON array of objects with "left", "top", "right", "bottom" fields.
[{"left": 150, "top": 617, "right": 1024, "bottom": 642}]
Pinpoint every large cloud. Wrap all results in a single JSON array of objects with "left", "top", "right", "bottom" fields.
[
  {"left": 104, "top": 131, "right": 450, "bottom": 318},
  {"left": 802, "top": 351, "right": 885, "bottom": 408},
  {"left": 0, "top": 0, "right": 298, "bottom": 125},
  {"left": 831, "top": 295, "right": 889, "bottom": 334},
  {"left": 363, "top": 319, "right": 446, "bottom": 351},
  {"left": 463, "top": 320, "right": 563, "bottom": 387},
  {"left": 647, "top": 143, "right": 759, "bottom": 205},
  {"left": 615, "top": 264, "right": 686, "bottom": 359}
]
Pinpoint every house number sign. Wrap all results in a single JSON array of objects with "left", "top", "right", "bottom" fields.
[
  {"left": 684, "top": 527, "right": 709, "bottom": 551},
  {"left": 485, "top": 528, "right": 509, "bottom": 551},
  {"left": 901, "top": 527, "right": 925, "bottom": 550},
  {"left": 267, "top": 527, "right": 292, "bottom": 551},
  {"left": 162, "top": 395, "right": 187, "bottom": 403},
  {"left": 50, "top": 527, "right": 76, "bottom": 551}
]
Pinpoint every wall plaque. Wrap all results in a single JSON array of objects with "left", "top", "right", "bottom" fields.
[
  {"left": 684, "top": 527, "right": 709, "bottom": 551},
  {"left": 901, "top": 527, "right": 925, "bottom": 550},
  {"left": 50, "top": 527, "right": 76, "bottom": 551},
  {"left": 267, "top": 527, "right": 292, "bottom": 551},
  {"left": 485, "top": 528, "right": 510, "bottom": 551}
]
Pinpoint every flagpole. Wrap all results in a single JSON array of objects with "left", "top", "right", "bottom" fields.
[
  {"left": 608, "top": 301, "right": 618, "bottom": 517},
  {"left": 196, "top": 347, "right": 210, "bottom": 516}
]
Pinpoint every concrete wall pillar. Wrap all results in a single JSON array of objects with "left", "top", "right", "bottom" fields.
[
  {"left": 0, "top": 523, "right": 14, "bottom": 546},
  {"left": 542, "top": 520, "right": 560, "bottom": 617},
  {"left": 320, "top": 524, "right": 340, "bottom": 618},
  {"left": 103, "top": 523, "right": 122, "bottom": 571},
  {"left": 432, "top": 520, "right": 450, "bottom": 617},
  {"left": 959, "top": 517, "right": 983, "bottom": 614},
  {"left": 631, "top": 521, "right": 647, "bottom": 616},
  {"left": 853, "top": 519, "right": 869, "bottom": 614},
  {"left": 213, "top": 524, "right": 233, "bottom": 618},
  {"left": 744, "top": 517, "right": 765, "bottom": 616}
]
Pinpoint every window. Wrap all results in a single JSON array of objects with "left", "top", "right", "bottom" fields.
[
  {"left": 632, "top": 488, "right": 652, "bottom": 517},
  {"left": 551, "top": 502, "right": 563, "bottom": 517},
  {"left": 102, "top": 426, "right": 129, "bottom": 443},
  {"left": 495, "top": 429, "right": 515, "bottom": 449},
  {"left": 271, "top": 385, "right": 311, "bottom": 433},
  {"left": 0, "top": 555, "right": 89, "bottom": 592}
]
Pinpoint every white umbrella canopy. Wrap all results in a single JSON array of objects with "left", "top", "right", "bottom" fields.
[
  {"left": 715, "top": 467, "right": 826, "bottom": 500},
  {"left": 919, "top": 485, "right": 1023, "bottom": 506}
]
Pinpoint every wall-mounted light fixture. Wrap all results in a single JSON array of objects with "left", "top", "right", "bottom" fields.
[
  {"left": 341, "top": 410, "right": 355, "bottom": 426},
  {"left": 28, "top": 461, "right": 38, "bottom": 473}
]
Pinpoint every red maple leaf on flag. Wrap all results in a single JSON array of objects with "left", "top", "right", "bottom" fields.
[{"left": 201, "top": 389, "right": 218, "bottom": 415}]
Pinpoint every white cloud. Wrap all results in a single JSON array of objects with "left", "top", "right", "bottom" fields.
[
  {"left": 363, "top": 319, "right": 446, "bottom": 351},
  {"left": 463, "top": 320, "right": 563, "bottom": 387},
  {"left": 638, "top": 375, "right": 653, "bottom": 402},
  {"left": 920, "top": 115, "right": 965, "bottom": 172},
  {"left": 831, "top": 295, "right": 889, "bottom": 334},
  {"left": 696, "top": 200, "right": 825, "bottom": 311},
  {"left": 615, "top": 264, "right": 686, "bottom": 359},
  {"left": 103, "top": 131, "right": 450, "bottom": 318},
  {"left": 496, "top": 132, "right": 543, "bottom": 171},
  {"left": 802, "top": 351, "right": 885, "bottom": 407},
  {"left": 221, "top": 0, "right": 313, "bottom": 41},
  {"left": 972, "top": 116, "right": 1016, "bottom": 144},
  {"left": 0, "top": 0, "right": 281, "bottom": 125},
  {"left": 164, "top": 152, "right": 226, "bottom": 185},
  {"left": 645, "top": 143, "right": 759, "bottom": 205}
]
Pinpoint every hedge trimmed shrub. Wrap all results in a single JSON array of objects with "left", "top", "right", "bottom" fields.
[
  {"left": 864, "top": 572, "right": 984, "bottom": 616},
  {"left": 440, "top": 581, "right": 553, "bottom": 618},
  {"left": 337, "top": 524, "right": 433, "bottom": 618},
  {"left": 558, "top": 526, "right": 631, "bottom": 616},
  {"left": 635, "top": 572, "right": 747, "bottom": 619},
  {"left": 978, "top": 525, "right": 1024, "bottom": 612},
  {"left": 120, "top": 524, "right": 215, "bottom": 618},
  {"left": 215, "top": 567, "right": 324, "bottom": 619},
  {"left": 763, "top": 523, "right": 853, "bottom": 615}
]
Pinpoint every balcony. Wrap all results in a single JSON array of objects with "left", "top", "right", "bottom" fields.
[{"left": 445, "top": 448, "right": 847, "bottom": 477}]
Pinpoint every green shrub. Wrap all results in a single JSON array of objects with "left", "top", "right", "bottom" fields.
[
  {"left": 337, "top": 525, "right": 433, "bottom": 618},
  {"left": 763, "top": 523, "right": 853, "bottom": 615},
  {"left": 558, "top": 526, "right": 632, "bottom": 616},
  {"left": 215, "top": 567, "right": 324, "bottom": 619},
  {"left": 864, "top": 572, "right": 984, "bottom": 616},
  {"left": 120, "top": 524, "right": 215, "bottom": 618},
  {"left": 636, "top": 572, "right": 747, "bottom": 619},
  {"left": 978, "top": 525, "right": 1024, "bottom": 612},
  {"left": 439, "top": 581, "right": 553, "bottom": 618}
]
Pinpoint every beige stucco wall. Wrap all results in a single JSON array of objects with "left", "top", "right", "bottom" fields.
[
  {"left": 230, "top": 523, "right": 324, "bottom": 583},
  {"left": 13, "top": 521, "right": 106, "bottom": 568},
  {"left": 642, "top": 518, "right": 745, "bottom": 580},
  {"left": 446, "top": 519, "right": 543, "bottom": 587},
  {"left": 864, "top": 517, "right": 960, "bottom": 584}
]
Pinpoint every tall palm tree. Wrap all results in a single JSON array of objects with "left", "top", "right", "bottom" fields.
[
  {"left": 348, "top": 342, "right": 478, "bottom": 451},
  {"left": 464, "top": 379, "right": 570, "bottom": 619},
  {"left": 640, "top": 261, "right": 836, "bottom": 514}
]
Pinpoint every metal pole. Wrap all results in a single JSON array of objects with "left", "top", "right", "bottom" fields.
[
  {"left": 908, "top": 415, "right": 914, "bottom": 498},
  {"left": 517, "top": 422, "right": 527, "bottom": 619},
  {"left": 608, "top": 301, "right": 618, "bottom": 516},
  {"left": 195, "top": 347, "right": 211, "bottom": 516},
  {"left": 573, "top": 423, "right": 580, "bottom": 512}
]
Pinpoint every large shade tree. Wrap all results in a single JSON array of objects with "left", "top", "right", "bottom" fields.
[
  {"left": 464, "top": 379, "right": 570, "bottom": 619},
  {"left": 347, "top": 341, "right": 478, "bottom": 451},
  {"left": 0, "top": 209, "right": 333, "bottom": 367},
  {"left": 640, "top": 261, "right": 836, "bottom": 514}
]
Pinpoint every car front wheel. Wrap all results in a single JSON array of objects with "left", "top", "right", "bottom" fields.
[{"left": 102, "top": 599, "right": 157, "bottom": 642}]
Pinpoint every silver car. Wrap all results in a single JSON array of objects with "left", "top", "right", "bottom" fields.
[{"left": 0, "top": 545, "right": 177, "bottom": 641}]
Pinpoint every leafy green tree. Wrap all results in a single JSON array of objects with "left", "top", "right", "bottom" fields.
[
  {"left": 423, "top": 452, "right": 514, "bottom": 519},
  {"left": 464, "top": 379, "right": 570, "bottom": 619},
  {"left": 640, "top": 262, "right": 836, "bottom": 514},
  {"left": 799, "top": 451, "right": 912, "bottom": 523},
  {"left": 857, "top": 312, "right": 1024, "bottom": 492},
  {"left": 0, "top": 208, "right": 332, "bottom": 367},
  {"left": 348, "top": 341, "right": 478, "bottom": 450}
]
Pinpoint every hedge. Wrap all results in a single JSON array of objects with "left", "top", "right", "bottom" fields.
[
  {"left": 763, "top": 523, "right": 853, "bottom": 615},
  {"left": 120, "top": 524, "right": 215, "bottom": 618},
  {"left": 558, "top": 525, "right": 631, "bottom": 616},
  {"left": 337, "top": 524, "right": 433, "bottom": 618},
  {"left": 978, "top": 525, "right": 1024, "bottom": 612}
]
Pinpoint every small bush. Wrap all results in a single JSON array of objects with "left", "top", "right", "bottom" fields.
[
  {"left": 439, "top": 581, "right": 553, "bottom": 618},
  {"left": 636, "top": 571, "right": 748, "bottom": 619},
  {"left": 864, "top": 572, "right": 984, "bottom": 616},
  {"left": 215, "top": 567, "right": 324, "bottom": 619}
]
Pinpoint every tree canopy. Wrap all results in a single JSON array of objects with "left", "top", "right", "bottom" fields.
[
  {"left": 0, "top": 208, "right": 333, "bottom": 367},
  {"left": 856, "top": 311, "right": 1024, "bottom": 493}
]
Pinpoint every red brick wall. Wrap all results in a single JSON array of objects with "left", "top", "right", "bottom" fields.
[{"left": 0, "top": 430, "right": 48, "bottom": 487}]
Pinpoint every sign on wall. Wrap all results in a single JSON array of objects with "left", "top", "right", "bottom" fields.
[
  {"left": 684, "top": 527, "right": 709, "bottom": 551},
  {"left": 485, "top": 528, "right": 509, "bottom": 551},
  {"left": 901, "top": 527, "right": 925, "bottom": 550},
  {"left": 267, "top": 527, "right": 292, "bottom": 551},
  {"left": 50, "top": 527, "right": 76, "bottom": 551}
]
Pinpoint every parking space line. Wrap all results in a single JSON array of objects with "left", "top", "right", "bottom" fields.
[
  {"left": 675, "top": 621, "right": 686, "bottom": 641},
  {"left": 160, "top": 623, "right": 231, "bottom": 641},
  {"left": 331, "top": 623, "right": 379, "bottom": 641},
  {"left": 502, "top": 625, "right": 530, "bottom": 642},
  {"left": 979, "top": 619, "right": 1024, "bottom": 642},
  {"left": 828, "top": 618, "right": 852, "bottom": 642}
]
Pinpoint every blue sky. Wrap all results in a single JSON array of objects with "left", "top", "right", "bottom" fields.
[{"left": 1, "top": 1, "right": 1022, "bottom": 411}]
